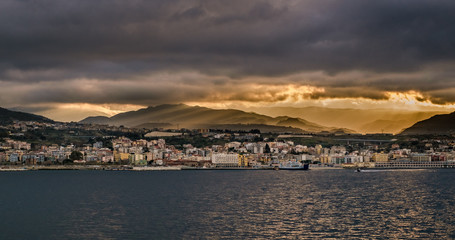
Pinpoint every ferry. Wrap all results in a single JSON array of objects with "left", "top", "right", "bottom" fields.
[{"left": 279, "top": 161, "right": 309, "bottom": 170}]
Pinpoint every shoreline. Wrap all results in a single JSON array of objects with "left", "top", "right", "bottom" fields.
[
  {"left": 0, "top": 165, "right": 312, "bottom": 171},
  {"left": 2, "top": 165, "right": 452, "bottom": 171}
]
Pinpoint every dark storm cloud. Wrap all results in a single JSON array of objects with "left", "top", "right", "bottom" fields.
[{"left": 1, "top": 0, "right": 455, "bottom": 105}]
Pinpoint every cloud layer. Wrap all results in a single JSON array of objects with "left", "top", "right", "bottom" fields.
[{"left": 1, "top": 0, "right": 455, "bottom": 109}]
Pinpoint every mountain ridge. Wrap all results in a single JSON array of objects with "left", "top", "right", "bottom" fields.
[
  {"left": 242, "top": 106, "right": 447, "bottom": 134},
  {"left": 401, "top": 112, "right": 455, "bottom": 135},
  {"left": 0, "top": 107, "right": 54, "bottom": 124},
  {"left": 80, "top": 104, "right": 353, "bottom": 133}
]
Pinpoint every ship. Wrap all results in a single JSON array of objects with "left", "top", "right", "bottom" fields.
[{"left": 279, "top": 161, "right": 309, "bottom": 170}]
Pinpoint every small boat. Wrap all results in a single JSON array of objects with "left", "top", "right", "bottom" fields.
[{"left": 279, "top": 161, "right": 309, "bottom": 170}]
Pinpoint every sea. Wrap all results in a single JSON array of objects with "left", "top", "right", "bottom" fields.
[{"left": 1, "top": 169, "right": 454, "bottom": 239}]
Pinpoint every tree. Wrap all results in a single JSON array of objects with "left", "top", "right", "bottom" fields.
[
  {"left": 250, "top": 129, "right": 261, "bottom": 134},
  {"left": 69, "top": 151, "right": 83, "bottom": 161},
  {"left": 264, "top": 144, "right": 271, "bottom": 153}
]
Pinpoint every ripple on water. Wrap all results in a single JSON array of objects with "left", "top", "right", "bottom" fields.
[{"left": 0, "top": 169, "right": 454, "bottom": 239}]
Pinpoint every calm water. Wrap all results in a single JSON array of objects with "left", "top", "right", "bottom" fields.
[{"left": 1, "top": 169, "right": 455, "bottom": 239}]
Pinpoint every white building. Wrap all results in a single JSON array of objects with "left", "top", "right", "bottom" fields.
[{"left": 211, "top": 153, "right": 239, "bottom": 167}]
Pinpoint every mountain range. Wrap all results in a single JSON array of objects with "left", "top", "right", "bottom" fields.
[
  {"left": 3, "top": 104, "right": 455, "bottom": 135},
  {"left": 401, "top": 112, "right": 455, "bottom": 135},
  {"left": 0, "top": 107, "right": 53, "bottom": 124},
  {"left": 80, "top": 104, "right": 352, "bottom": 133},
  {"left": 242, "top": 106, "right": 447, "bottom": 134}
]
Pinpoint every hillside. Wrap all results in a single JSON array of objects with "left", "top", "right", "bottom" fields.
[
  {"left": 80, "top": 104, "right": 350, "bottom": 133},
  {"left": 244, "top": 106, "right": 445, "bottom": 134},
  {"left": 0, "top": 107, "right": 54, "bottom": 124},
  {"left": 401, "top": 112, "right": 455, "bottom": 135}
]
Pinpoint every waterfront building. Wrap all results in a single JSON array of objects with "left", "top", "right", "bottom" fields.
[
  {"left": 431, "top": 154, "right": 447, "bottom": 162},
  {"left": 114, "top": 151, "right": 130, "bottom": 163},
  {"left": 296, "top": 154, "right": 313, "bottom": 161},
  {"left": 211, "top": 153, "right": 239, "bottom": 167},
  {"left": 130, "top": 153, "right": 147, "bottom": 166},
  {"left": 372, "top": 153, "right": 389, "bottom": 162},
  {"left": 0, "top": 152, "right": 7, "bottom": 162},
  {"left": 238, "top": 155, "right": 249, "bottom": 167},
  {"left": 22, "top": 154, "right": 39, "bottom": 165},
  {"left": 344, "top": 155, "right": 363, "bottom": 163},
  {"left": 8, "top": 153, "right": 19, "bottom": 163},
  {"left": 410, "top": 154, "right": 431, "bottom": 162},
  {"left": 317, "top": 155, "right": 328, "bottom": 163},
  {"left": 331, "top": 155, "right": 346, "bottom": 164},
  {"left": 101, "top": 155, "right": 114, "bottom": 163}
]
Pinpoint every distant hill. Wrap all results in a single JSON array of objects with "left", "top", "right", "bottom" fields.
[
  {"left": 275, "top": 117, "right": 324, "bottom": 132},
  {"left": 244, "top": 106, "right": 446, "bottom": 134},
  {"left": 0, "top": 107, "right": 54, "bottom": 124},
  {"left": 80, "top": 104, "right": 352, "bottom": 133},
  {"left": 274, "top": 116, "right": 355, "bottom": 134},
  {"left": 79, "top": 116, "right": 111, "bottom": 125},
  {"left": 401, "top": 112, "right": 455, "bottom": 135}
]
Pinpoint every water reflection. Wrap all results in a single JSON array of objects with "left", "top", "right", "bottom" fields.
[{"left": 0, "top": 170, "right": 454, "bottom": 239}]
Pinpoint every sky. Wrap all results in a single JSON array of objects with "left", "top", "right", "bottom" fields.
[{"left": 1, "top": 0, "right": 455, "bottom": 121}]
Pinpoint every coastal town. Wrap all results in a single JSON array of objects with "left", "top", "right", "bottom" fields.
[{"left": 2, "top": 120, "right": 455, "bottom": 170}]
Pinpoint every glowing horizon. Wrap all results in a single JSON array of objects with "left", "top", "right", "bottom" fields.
[{"left": 2, "top": 0, "right": 455, "bottom": 131}]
